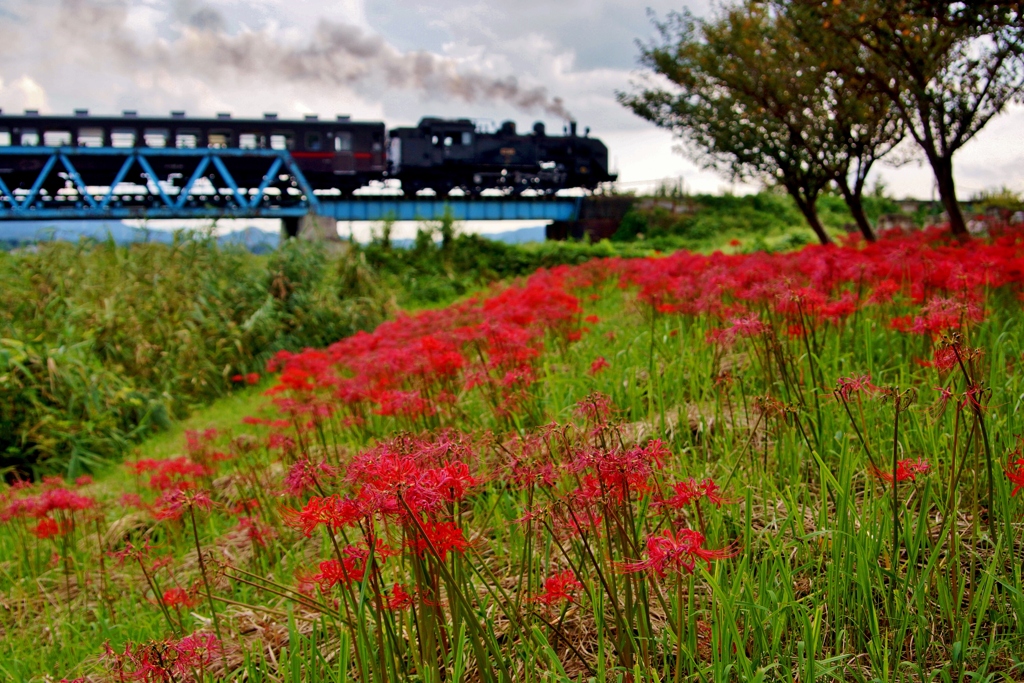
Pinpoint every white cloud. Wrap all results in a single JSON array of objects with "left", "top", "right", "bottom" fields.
[
  {"left": 0, "top": 74, "right": 50, "bottom": 112},
  {"left": 0, "top": 0, "right": 1020, "bottom": 201}
]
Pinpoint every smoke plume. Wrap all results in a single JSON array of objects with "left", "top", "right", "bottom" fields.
[{"left": 54, "top": 0, "right": 573, "bottom": 120}]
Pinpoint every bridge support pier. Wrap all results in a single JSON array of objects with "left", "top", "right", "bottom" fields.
[{"left": 281, "top": 214, "right": 343, "bottom": 244}]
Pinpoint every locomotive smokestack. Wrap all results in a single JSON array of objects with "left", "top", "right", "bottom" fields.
[{"left": 570, "top": 122, "right": 577, "bottom": 137}]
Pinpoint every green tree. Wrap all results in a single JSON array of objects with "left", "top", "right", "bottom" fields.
[
  {"left": 790, "top": 1, "right": 1024, "bottom": 238},
  {"left": 619, "top": 3, "right": 902, "bottom": 244}
]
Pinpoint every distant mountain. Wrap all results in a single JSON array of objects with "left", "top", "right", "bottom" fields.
[
  {"left": 0, "top": 220, "right": 545, "bottom": 252},
  {"left": 0, "top": 221, "right": 279, "bottom": 252},
  {"left": 381, "top": 225, "right": 547, "bottom": 249},
  {"left": 483, "top": 226, "right": 546, "bottom": 244}
]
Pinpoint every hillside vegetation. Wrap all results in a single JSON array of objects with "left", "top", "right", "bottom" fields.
[{"left": 0, "top": 229, "right": 665, "bottom": 478}]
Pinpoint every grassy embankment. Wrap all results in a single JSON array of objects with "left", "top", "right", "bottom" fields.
[{"left": 3, "top": 220, "right": 1024, "bottom": 681}]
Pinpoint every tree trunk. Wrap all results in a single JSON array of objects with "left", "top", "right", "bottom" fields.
[
  {"left": 836, "top": 177, "right": 876, "bottom": 242},
  {"left": 790, "top": 193, "right": 832, "bottom": 245},
  {"left": 929, "top": 155, "right": 969, "bottom": 239}
]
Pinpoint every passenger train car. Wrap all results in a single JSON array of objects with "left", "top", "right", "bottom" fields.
[
  {"left": 0, "top": 109, "right": 613, "bottom": 196},
  {"left": 0, "top": 110, "right": 385, "bottom": 195}
]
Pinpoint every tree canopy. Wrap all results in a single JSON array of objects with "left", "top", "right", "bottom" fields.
[{"left": 621, "top": 0, "right": 1024, "bottom": 242}]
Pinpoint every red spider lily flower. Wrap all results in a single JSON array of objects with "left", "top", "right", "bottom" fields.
[
  {"left": 127, "top": 457, "right": 209, "bottom": 492},
  {"left": 231, "top": 374, "right": 245, "bottom": 383},
  {"left": 32, "top": 487, "right": 96, "bottom": 516},
  {"left": 109, "top": 541, "right": 155, "bottom": 567},
  {"left": 30, "top": 517, "right": 65, "bottom": 539},
  {"left": 835, "top": 374, "right": 875, "bottom": 401},
  {"left": 425, "top": 460, "right": 479, "bottom": 502},
  {"left": 161, "top": 587, "right": 197, "bottom": 609},
  {"left": 573, "top": 392, "right": 615, "bottom": 424},
  {"left": 1, "top": 496, "right": 37, "bottom": 523},
  {"left": 153, "top": 488, "right": 214, "bottom": 521},
  {"left": 231, "top": 498, "right": 260, "bottom": 515},
  {"left": 532, "top": 570, "right": 583, "bottom": 605},
  {"left": 383, "top": 583, "right": 414, "bottom": 611},
  {"left": 74, "top": 475, "right": 93, "bottom": 487},
  {"left": 620, "top": 528, "right": 737, "bottom": 577},
  {"left": 236, "top": 516, "right": 275, "bottom": 547},
  {"left": 405, "top": 520, "right": 470, "bottom": 560},
  {"left": 960, "top": 383, "right": 986, "bottom": 412},
  {"left": 282, "top": 494, "right": 366, "bottom": 536},
  {"left": 584, "top": 315, "right": 600, "bottom": 324},
  {"left": 869, "top": 459, "right": 931, "bottom": 483},
  {"left": 282, "top": 457, "right": 339, "bottom": 497},
  {"left": 346, "top": 450, "right": 448, "bottom": 515},
  {"left": 663, "top": 478, "right": 730, "bottom": 508},
  {"left": 1005, "top": 457, "right": 1024, "bottom": 497},
  {"left": 931, "top": 346, "right": 960, "bottom": 371},
  {"left": 119, "top": 493, "right": 147, "bottom": 510},
  {"left": 174, "top": 632, "right": 220, "bottom": 668},
  {"left": 103, "top": 632, "right": 220, "bottom": 681},
  {"left": 589, "top": 356, "right": 610, "bottom": 375},
  {"left": 570, "top": 440, "right": 669, "bottom": 502},
  {"left": 308, "top": 548, "right": 368, "bottom": 591},
  {"left": 934, "top": 385, "right": 955, "bottom": 412}
]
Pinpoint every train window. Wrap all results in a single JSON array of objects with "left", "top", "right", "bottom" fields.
[
  {"left": 144, "top": 129, "right": 169, "bottom": 148},
  {"left": 207, "top": 130, "right": 232, "bottom": 149},
  {"left": 270, "top": 133, "right": 293, "bottom": 151},
  {"left": 21, "top": 130, "right": 40, "bottom": 146},
  {"left": 44, "top": 130, "right": 72, "bottom": 146},
  {"left": 305, "top": 132, "right": 322, "bottom": 151},
  {"left": 239, "top": 133, "right": 261, "bottom": 149},
  {"left": 461, "top": 132, "right": 473, "bottom": 146},
  {"left": 77, "top": 128, "right": 104, "bottom": 147},
  {"left": 334, "top": 132, "right": 352, "bottom": 152},
  {"left": 175, "top": 131, "right": 199, "bottom": 149},
  {"left": 111, "top": 129, "right": 137, "bottom": 148},
  {"left": 0, "top": 129, "right": 10, "bottom": 146}
]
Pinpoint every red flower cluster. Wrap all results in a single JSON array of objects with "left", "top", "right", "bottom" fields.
[
  {"left": 610, "top": 227, "right": 1024, "bottom": 339},
  {"left": 308, "top": 546, "right": 369, "bottom": 590},
  {"left": 267, "top": 268, "right": 585, "bottom": 424},
  {"left": 663, "top": 478, "right": 730, "bottom": 508},
  {"left": 869, "top": 459, "right": 931, "bottom": 483},
  {"left": 532, "top": 569, "right": 583, "bottom": 605},
  {"left": 570, "top": 440, "right": 670, "bottom": 503},
  {"left": 621, "top": 528, "right": 737, "bottom": 577},
  {"left": 103, "top": 632, "right": 219, "bottom": 681},
  {"left": 126, "top": 457, "right": 210, "bottom": 492}
]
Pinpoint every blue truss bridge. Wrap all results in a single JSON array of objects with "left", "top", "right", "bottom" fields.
[{"left": 0, "top": 146, "right": 585, "bottom": 227}]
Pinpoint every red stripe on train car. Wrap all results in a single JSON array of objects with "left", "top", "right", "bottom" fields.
[{"left": 292, "top": 152, "right": 336, "bottom": 159}]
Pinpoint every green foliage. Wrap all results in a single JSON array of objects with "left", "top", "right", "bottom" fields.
[
  {"left": 362, "top": 229, "right": 655, "bottom": 308},
  {"left": 972, "top": 187, "right": 1024, "bottom": 213},
  {"left": 0, "top": 236, "right": 388, "bottom": 476},
  {"left": 787, "top": 0, "right": 1024, "bottom": 236},
  {"left": 611, "top": 191, "right": 888, "bottom": 250}
]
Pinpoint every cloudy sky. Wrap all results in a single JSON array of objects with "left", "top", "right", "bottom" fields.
[{"left": 0, "top": 0, "right": 1022, "bottom": 204}]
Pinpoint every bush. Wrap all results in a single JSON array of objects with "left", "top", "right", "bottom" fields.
[{"left": 0, "top": 236, "right": 388, "bottom": 476}]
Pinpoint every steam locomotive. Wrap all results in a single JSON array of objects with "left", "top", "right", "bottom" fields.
[{"left": 0, "top": 109, "right": 615, "bottom": 196}]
